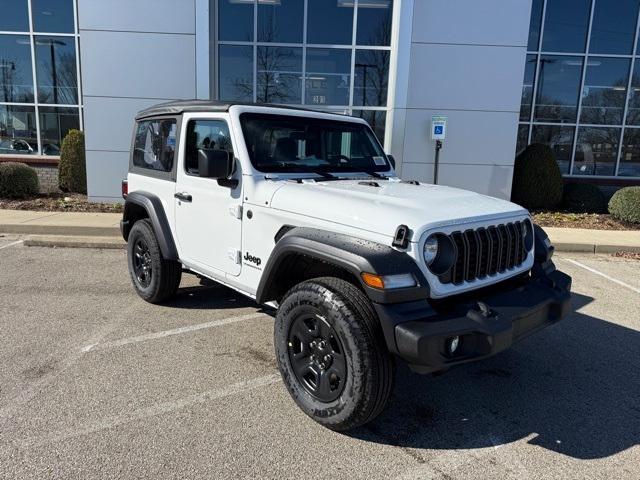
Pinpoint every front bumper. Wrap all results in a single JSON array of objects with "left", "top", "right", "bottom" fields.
[{"left": 373, "top": 269, "right": 572, "bottom": 373}]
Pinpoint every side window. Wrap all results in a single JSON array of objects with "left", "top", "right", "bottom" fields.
[
  {"left": 185, "top": 119, "right": 234, "bottom": 175},
  {"left": 132, "top": 119, "right": 177, "bottom": 172}
]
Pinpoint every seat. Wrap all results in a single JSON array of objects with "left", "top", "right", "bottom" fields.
[{"left": 273, "top": 137, "right": 297, "bottom": 163}]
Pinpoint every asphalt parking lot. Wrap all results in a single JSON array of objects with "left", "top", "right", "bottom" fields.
[{"left": 0, "top": 234, "right": 639, "bottom": 479}]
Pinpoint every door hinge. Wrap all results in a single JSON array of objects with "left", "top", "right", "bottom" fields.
[
  {"left": 229, "top": 204, "right": 242, "bottom": 219},
  {"left": 228, "top": 248, "right": 241, "bottom": 265}
]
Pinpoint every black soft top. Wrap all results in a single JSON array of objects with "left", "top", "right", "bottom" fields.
[{"left": 135, "top": 99, "right": 332, "bottom": 120}]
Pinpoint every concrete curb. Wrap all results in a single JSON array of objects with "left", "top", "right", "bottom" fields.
[
  {"left": 23, "top": 235, "right": 125, "bottom": 249},
  {"left": 0, "top": 224, "right": 120, "bottom": 237},
  {"left": 554, "top": 243, "right": 640, "bottom": 253},
  {"left": 16, "top": 235, "right": 640, "bottom": 254}
]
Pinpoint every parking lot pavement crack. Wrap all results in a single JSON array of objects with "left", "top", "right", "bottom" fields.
[{"left": 6, "top": 374, "right": 281, "bottom": 452}]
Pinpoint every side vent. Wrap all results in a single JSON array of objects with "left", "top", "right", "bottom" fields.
[{"left": 392, "top": 224, "right": 410, "bottom": 249}]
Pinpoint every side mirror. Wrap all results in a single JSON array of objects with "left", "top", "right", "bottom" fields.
[
  {"left": 197, "top": 149, "right": 233, "bottom": 179},
  {"left": 387, "top": 154, "right": 396, "bottom": 169}
]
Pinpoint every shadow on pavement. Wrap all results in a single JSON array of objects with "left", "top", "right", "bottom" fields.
[
  {"left": 352, "top": 292, "right": 640, "bottom": 460},
  {"left": 167, "top": 282, "right": 275, "bottom": 317}
]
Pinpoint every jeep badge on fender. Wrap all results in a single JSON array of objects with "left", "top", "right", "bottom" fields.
[
  {"left": 120, "top": 100, "right": 572, "bottom": 431},
  {"left": 243, "top": 252, "right": 261, "bottom": 267}
]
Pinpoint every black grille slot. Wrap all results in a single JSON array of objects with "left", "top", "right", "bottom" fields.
[{"left": 442, "top": 220, "right": 528, "bottom": 285}]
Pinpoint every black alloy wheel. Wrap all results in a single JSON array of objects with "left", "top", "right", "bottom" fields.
[
  {"left": 288, "top": 313, "right": 347, "bottom": 402},
  {"left": 132, "top": 238, "right": 153, "bottom": 288}
]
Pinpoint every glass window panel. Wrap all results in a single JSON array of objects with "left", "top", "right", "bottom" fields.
[
  {"left": 305, "top": 48, "right": 351, "bottom": 106},
  {"left": 219, "top": 45, "right": 254, "bottom": 102},
  {"left": 32, "top": 0, "right": 75, "bottom": 33},
  {"left": 258, "top": 0, "right": 303, "bottom": 43},
  {"left": 531, "top": 124, "right": 575, "bottom": 174},
  {"left": 625, "top": 62, "right": 640, "bottom": 125},
  {"left": 307, "top": 0, "right": 354, "bottom": 45},
  {"left": 38, "top": 106, "right": 79, "bottom": 155},
  {"left": 185, "top": 120, "right": 233, "bottom": 174},
  {"left": 589, "top": 0, "right": 639, "bottom": 55},
  {"left": 35, "top": 36, "right": 78, "bottom": 104},
  {"left": 218, "top": 0, "right": 254, "bottom": 42},
  {"left": 356, "top": 0, "right": 393, "bottom": 46},
  {"left": 353, "top": 49, "right": 389, "bottom": 107},
  {"left": 0, "top": 35, "right": 34, "bottom": 103},
  {"left": 619, "top": 128, "right": 640, "bottom": 176},
  {"left": 527, "top": 0, "right": 544, "bottom": 51},
  {"left": 516, "top": 124, "right": 529, "bottom": 154},
  {"left": 0, "top": 105, "right": 37, "bottom": 155},
  {"left": 534, "top": 55, "right": 583, "bottom": 123},
  {"left": 580, "top": 57, "right": 630, "bottom": 125},
  {"left": 353, "top": 109, "right": 386, "bottom": 143},
  {"left": 132, "top": 119, "right": 177, "bottom": 172},
  {"left": 542, "top": 0, "right": 590, "bottom": 53},
  {"left": 256, "top": 46, "right": 302, "bottom": 104},
  {"left": 573, "top": 126, "right": 620, "bottom": 175},
  {"left": 0, "top": 0, "right": 29, "bottom": 31},
  {"left": 520, "top": 55, "right": 537, "bottom": 121}
]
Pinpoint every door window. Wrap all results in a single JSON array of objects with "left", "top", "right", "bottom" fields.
[{"left": 185, "top": 119, "right": 233, "bottom": 175}]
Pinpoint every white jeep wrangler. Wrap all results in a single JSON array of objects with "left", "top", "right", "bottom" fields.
[{"left": 121, "top": 100, "right": 572, "bottom": 431}]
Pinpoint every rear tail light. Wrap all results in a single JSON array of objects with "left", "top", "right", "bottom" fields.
[{"left": 121, "top": 179, "right": 128, "bottom": 199}]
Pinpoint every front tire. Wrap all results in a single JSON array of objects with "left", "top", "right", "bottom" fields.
[
  {"left": 274, "top": 277, "right": 394, "bottom": 431},
  {"left": 127, "top": 219, "right": 181, "bottom": 304}
]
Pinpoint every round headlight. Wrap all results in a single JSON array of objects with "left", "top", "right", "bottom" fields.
[
  {"left": 424, "top": 234, "right": 456, "bottom": 275},
  {"left": 423, "top": 235, "right": 439, "bottom": 266}
]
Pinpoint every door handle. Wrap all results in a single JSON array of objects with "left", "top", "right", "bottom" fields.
[{"left": 174, "top": 192, "right": 192, "bottom": 202}]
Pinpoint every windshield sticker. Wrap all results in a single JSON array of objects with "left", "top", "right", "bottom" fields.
[{"left": 373, "top": 156, "right": 386, "bottom": 166}]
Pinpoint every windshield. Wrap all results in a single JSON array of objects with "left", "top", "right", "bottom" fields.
[{"left": 239, "top": 113, "right": 391, "bottom": 174}]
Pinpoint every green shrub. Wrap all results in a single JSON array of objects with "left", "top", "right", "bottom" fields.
[
  {"left": 0, "top": 162, "right": 39, "bottom": 198},
  {"left": 562, "top": 183, "right": 607, "bottom": 213},
  {"left": 608, "top": 186, "right": 640, "bottom": 223},
  {"left": 511, "top": 143, "right": 563, "bottom": 210},
  {"left": 58, "top": 129, "right": 86, "bottom": 194}
]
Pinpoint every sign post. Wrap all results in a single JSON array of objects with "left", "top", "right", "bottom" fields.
[{"left": 431, "top": 116, "right": 447, "bottom": 184}]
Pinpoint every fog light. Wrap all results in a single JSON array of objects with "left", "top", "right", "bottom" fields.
[{"left": 446, "top": 336, "right": 460, "bottom": 355}]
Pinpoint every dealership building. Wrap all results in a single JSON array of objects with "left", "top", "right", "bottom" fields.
[{"left": 1, "top": 0, "right": 639, "bottom": 201}]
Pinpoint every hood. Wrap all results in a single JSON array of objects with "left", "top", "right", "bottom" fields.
[{"left": 269, "top": 179, "right": 527, "bottom": 240}]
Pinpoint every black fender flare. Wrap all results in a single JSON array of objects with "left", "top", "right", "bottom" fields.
[
  {"left": 120, "top": 191, "right": 178, "bottom": 260},
  {"left": 255, "top": 227, "right": 429, "bottom": 305}
]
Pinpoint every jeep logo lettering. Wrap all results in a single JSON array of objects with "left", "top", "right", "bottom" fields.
[{"left": 244, "top": 252, "right": 262, "bottom": 266}]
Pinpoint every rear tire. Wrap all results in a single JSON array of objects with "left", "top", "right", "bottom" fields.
[
  {"left": 274, "top": 277, "right": 394, "bottom": 431},
  {"left": 127, "top": 219, "right": 181, "bottom": 304}
]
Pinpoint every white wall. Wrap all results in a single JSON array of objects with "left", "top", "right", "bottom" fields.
[
  {"left": 78, "top": 0, "right": 198, "bottom": 201},
  {"left": 389, "top": 0, "right": 532, "bottom": 199}
]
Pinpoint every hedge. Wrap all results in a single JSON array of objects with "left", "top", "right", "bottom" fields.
[
  {"left": 511, "top": 143, "right": 563, "bottom": 210},
  {"left": 59, "top": 129, "right": 87, "bottom": 194},
  {"left": 608, "top": 186, "right": 640, "bottom": 223},
  {"left": 0, "top": 162, "right": 39, "bottom": 198}
]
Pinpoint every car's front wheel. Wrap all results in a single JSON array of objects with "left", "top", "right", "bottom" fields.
[
  {"left": 127, "top": 219, "right": 181, "bottom": 304},
  {"left": 274, "top": 277, "right": 394, "bottom": 431}
]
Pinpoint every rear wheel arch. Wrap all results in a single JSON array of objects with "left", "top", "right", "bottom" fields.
[{"left": 121, "top": 191, "right": 178, "bottom": 260}]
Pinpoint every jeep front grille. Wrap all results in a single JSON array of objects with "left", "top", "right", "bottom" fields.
[{"left": 441, "top": 221, "right": 529, "bottom": 285}]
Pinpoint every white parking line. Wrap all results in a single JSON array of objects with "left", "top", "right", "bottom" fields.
[
  {"left": 562, "top": 258, "right": 640, "bottom": 294},
  {"left": 11, "top": 374, "right": 280, "bottom": 450},
  {"left": 0, "top": 240, "right": 23, "bottom": 250},
  {"left": 82, "top": 311, "right": 269, "bottom": 352}
]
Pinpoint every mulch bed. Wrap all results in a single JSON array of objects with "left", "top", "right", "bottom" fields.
[
  {"left": 532, "top": 211, "right": 637, "bottom": 231},
  {"left": 0, "top": 193, "right": 123, "bottom": 213},
  {"left": 612, "top": 251, "right": 640, "bottom": 260}
]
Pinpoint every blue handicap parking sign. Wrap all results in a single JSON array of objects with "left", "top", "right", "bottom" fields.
[{"left": 434, "top": 125, "right": 443, "bottom": 135}]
